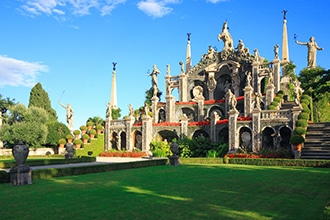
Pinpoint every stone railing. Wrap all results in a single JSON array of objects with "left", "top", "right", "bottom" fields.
[
  {"left": 261, "top": 109, "right": 291, "bottom": 120},
  {"left": 109, "top": 120, "right": 125, "bottom": 127}
]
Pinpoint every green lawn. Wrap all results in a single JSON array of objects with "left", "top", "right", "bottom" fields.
[{"left": 1, "top": 164, "right": 329, "bottom": 220}]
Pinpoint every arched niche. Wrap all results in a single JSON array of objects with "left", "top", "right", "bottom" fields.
[
  {"left": 133, "top": 130, "right": 142, "bottom": 150},
  {"left": 279, "top": 126, "right": 292, "bottom": 149},
  {"left": 262, "top": 126, "right": 276, "bottom": 149},
  {"left": 156, "top": 130, "right": 179, "bottom": 142},
  {"left": 192, "top": 130, "right": 210, "bottom": 139},
  {"left": 120, "top": 132, "right": 126, "bottom": 151},
  {"left": 111, "top": 131, "right": 119, "bottom": 150},
  {"left": 218, "top": 127, "right": 229, "bottom": 143},
  {"left": 239, "top": 126, "right": 252, "bottom": 152}
]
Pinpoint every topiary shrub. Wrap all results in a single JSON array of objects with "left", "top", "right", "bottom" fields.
[
  {"left": 271, "top": 101, "right": 279, "bottom": 106},
  {"left": 66, "top": 134, "right": 73, "bottom": 140},
  {"left": 300, "top": 99, "right": 310, "bottom": 105},
  {"left": 293, "top": 126, "right": 307, "bottom": 135},
  {"left": 73, "top": 130, "right": 80, "bottom": 135},
  {"left": 58, "top": 138, "right": 66, "bottom": 145},
  {"left": 80, "top": 125, "right": 87, "bottom": 131},
  {"left": 82, "top": 134, "right": 89, "bottom": 140},
  {"left": 301, "top": 103, "right": 309, "bottom": 111},
  {"left": 296, "top": 119, "right": 308, "bottom": 127},
  {"left": 268, "top": 105, "right": 277, "bottom": 110},
  {"left": 74, "top": 139, "right": 83, "bottom": 145},
  {"left": 298, "top": 112, "right": 310, "bottom": 120},
  {"left": 274, "top": 97, "right": 281, "bottom": 103},
  {"left": 89, "top": 129, "right": 96, "bottom": 135},
  {"left": 96, "top": 124, "right": 103, "bottom": 130},
  {"left": 290, "top": 135, "right": 305, "bottom": 145}
]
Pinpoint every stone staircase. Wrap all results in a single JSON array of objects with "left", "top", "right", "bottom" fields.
[
  {"left": 280, "top": 101, "right": 296, "bottom": 110},
  {"left": 301, "top": 122, "right": 330, "bottom": 159}
]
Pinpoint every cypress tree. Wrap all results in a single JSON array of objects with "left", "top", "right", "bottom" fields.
[{"left": 28, "top": 82, "right": 57, "bottom": 121}]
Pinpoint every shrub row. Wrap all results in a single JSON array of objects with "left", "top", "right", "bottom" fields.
[
  {"left": 179, "top": 158, "right": 330, "bottom": 168},
  {"left": 0, "top": 156, "right": 96, "bottom": 169}
]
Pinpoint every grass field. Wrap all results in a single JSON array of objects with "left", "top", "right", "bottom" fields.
[{"left": 1, "top": 164, "right": 329, "bottom": 220}]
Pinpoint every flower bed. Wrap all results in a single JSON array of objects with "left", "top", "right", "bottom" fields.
[{"left": 99, "top": 151, "right": 147, "bottom": 158}]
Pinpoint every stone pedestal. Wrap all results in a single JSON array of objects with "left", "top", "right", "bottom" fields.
[
  {"left": 169, "top": 155, "right": 180, "bottom": 166},
  {"left": 10, "top": 165, "right": 32, "bottom": 186}
]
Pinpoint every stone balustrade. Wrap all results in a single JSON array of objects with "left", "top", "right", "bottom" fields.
[{"left": 261, "top": 109, "right": 291, "bottom": 120}]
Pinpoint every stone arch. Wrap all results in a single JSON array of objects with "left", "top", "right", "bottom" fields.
[
  {"left": 181, "top": 107, "right": 195, "bottom": 121},
  {"left": 190, "top": 80, "right": 206, "bottom": 100},
  {"left": 278, "top": 126, "right": 292, "bottom": 149},
  {"left": 207, "top": 106, "right": 224, "bottom": 119},
  {"left": 192, "top": 129, "right": 210, "bottom": 139},
  {"left": 218, "top": 127, "right": 229, "bottom": 143},
  {"left": 120, "top": 131, "right": 126, "bottom": 150},
  {"left": 262, "top": 126, "right": 276, "bottom": 149},
  {"left": 133, "top": 130, "right": 142, "bottom": 150},
  {"left": 239, "top": 126, "right": 252, "bottom": 152},
  {"left": 214, "top": 66, "right": 231, "bottom": 100},
  {"left": 156, "top": 130, "right": 179, "bottom": 142}
]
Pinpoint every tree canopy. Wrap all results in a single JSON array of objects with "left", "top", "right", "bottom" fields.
[{"left": 29, "top": 82, "right": 57, "bottom": 121}]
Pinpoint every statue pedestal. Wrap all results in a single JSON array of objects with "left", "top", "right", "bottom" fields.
[
  {"left": 10, "top": 165, "right": 32, "bottom": 186},
  {"left": 169, "top": 155, "right": 180, "bottom": 166}
]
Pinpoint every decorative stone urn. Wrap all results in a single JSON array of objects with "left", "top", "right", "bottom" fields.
[
  {"left": 12, "top": 141, "right": 29, "bottom": 165},
  {"left": 10, "top": 141, "right": 32, "bottom": 186},
  {"left": 169, "top": 142, "right": 180, "bottom": 166}
]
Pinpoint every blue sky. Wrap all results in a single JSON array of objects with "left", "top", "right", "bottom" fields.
[{"left": 0, "top": 0, "right": 329, "bottom": 130}]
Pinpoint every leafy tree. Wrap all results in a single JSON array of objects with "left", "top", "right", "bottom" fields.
[
  {"left": 28, "top": 82, "right": 57, "bottom": 121},
  {"left": 0, "top": 94, "right": 16, "bottom": 116},
  {"left": 0, "top": 104, "right": 48, "bottom": 147},
  {"left": 145, "top": 87, "right": 162, "bottom": 106},
  {"left": 111, "top": 108, "right": 121, "bottom": 120},
  {"left": 45, "top": 121, "right": 71, "bottom": 146},
  {"left": 87, "top": 116, "right": 105, "bottom": 126}
]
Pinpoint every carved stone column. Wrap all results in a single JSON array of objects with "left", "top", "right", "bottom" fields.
[
  {"left": 179, "top": 74, "right": 188, "bottom": 102},
  {"left": 272, "top": 58, "right": 281, "bottom": 93},
  {"left": 232, "top": 67, "right": 240, "bottom": 97},
  {"left": 142, "top": 115, "right": 152, "bottom": 153},
  {"left": 228, "top": 109, "right": 239, "bottom": 152},
  {"left": 210, "top": 111, "right": 220, "bottom": 143},
  {"left": 252, "top": 107, "right": 261, "bottom": 152},
  {"left": 104, "top": 118, "right": 110, "bottom": 151},
  {"left": 265, "top": 83, "right": 275, "bottom": 107},
  {"left": 166, "top": 95, "right": 176, "bottom": 122},
  {"left": 151, "top": 96, "right": 159, "bottom": 123},
  {"left": 197, "top": 98, "right": 205, "bottom": 121},
  {"left": 252, "top": 62, "right": 259, "bottom": 94},
  {"left": 243, "top": 85, "right": 253, "bottom": 117},
  {"left": 125, "top": 116, "right": 135, "bottom": 151},
  {"left": 180, "top": 116, "right": 188, "bottom": 139}
]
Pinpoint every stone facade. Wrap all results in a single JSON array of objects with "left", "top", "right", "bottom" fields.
[{"left": 105, "top": 21, "right": 302, "bottom": 154}]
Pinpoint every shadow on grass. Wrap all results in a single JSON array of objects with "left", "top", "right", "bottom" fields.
[{"left": 0, "top": 164, "right": 329, "bottom": 220}]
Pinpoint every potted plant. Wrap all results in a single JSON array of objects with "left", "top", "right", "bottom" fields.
[
  {"left": 80, "top": 125, "right": 87, "bottom": 135},
  {"left": 96, "top": 124, "right": 103, "bottom": 134},
  {"left": 73, "top": 130, "right": 80, "bottom": 139},
  {"left": 82, "top": 134, "right": 89, "bottom": 144},
  {"left": 87, "top": 121, "right": 94, "bottom": 130},
  {"left": 290, "top": 135, "right": 305, "bottom": 151},
  {"left": 89, "top": 129, "right": 96, "bottom": 139},
  {"left": 73, "top": 139, "right": 83, "bottom": 149},
  {"left": 66, "top": 134, "right": 74, "bottom": 143},
  {"left": 58, "top": 138, "right": 66, "bottom": 148}
]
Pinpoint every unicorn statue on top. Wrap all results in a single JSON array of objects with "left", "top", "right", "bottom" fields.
[{"left": 218, "top": 21, "right": 234, "bottom": 51}]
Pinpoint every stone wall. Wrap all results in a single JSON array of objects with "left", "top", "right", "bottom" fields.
[{"left": 0, "top": 148, "right": 55, "bottom": 156}]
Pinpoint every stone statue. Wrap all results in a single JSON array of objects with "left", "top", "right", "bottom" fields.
[
  {"left": 106, "top": 102, "right": 112, "bottom": 120},
  {"left": 245, "top": 71, "right": 252, "bottom": 87},
  {"left": 226, "top": 89, "right": 236, "bottom": 110},
  {"left": 144, "top": 103, "right": 149, "bottom": 116},
  {"left": 236, "top": 39, "right": 249, "bottom": 56},
  {"left": 112, "top": 62, "right": 117, "bottom": 71},
  {"left": 255, "top": 92, "right": 262, "bottom": 109},
  {"left": 295, "top": 36, "right": 323, "bottom": 68},
  {"left": 58, "top": 101, "right": 74, "bottom": 130},
  {"left": 179, "top": 61, "right": 184, "bottom": 74},
  {"left": 65, "top": 142, "right": 74, "bottom": 159},
  {"left": 274, "top": 44, "right": 279, "bottom": 59},
  {"left": 128, "top": 104, "right": 134, "bottom": 117},
  {"left": 217, "top": 21, "right": 234, "bottom": 50},
  {"left": 253, "top": 48, "right": 259, "bottom": 62},
  {"left": 192, "top": 86, "right": 204, "bottom": 101},
  {"left": 207, "top": 72, "right": 217, "bottom": 91},
  {"left": 166, "top": 64, "right": 171, "bottom": 76},
  {"left": 148, "top": 64, "right": 160, "bottom": 95}
]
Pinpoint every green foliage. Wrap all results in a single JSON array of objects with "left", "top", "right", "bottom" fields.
[
  {"left": 273, "top": 97, "right": 281, "bottom": 103},
  {"left": 175, "top": 137, "right": 228, "bottom": 158},
  {"left": 300, "top": 98, "right": 310, "bottom": 105},
  {"left": 268, "top": 105, "right": 277, "bottom": 110},
  {"left": 0, "top": 105, "right": 48, "bottom": 147},
  {"left": 66, "top": 134, "right": 73, "bottom": 140},
  {"left": 0, "top": 94, "right": 16, "bottom": 116},
  {"left": 290, "top": 135, "right": 305, "bottom": 145},
  {"left": 96, "top": 124, "right": 103, "bottom": 130},
  {"left": 46, "top": 121, "right": 70, "bottom": 146},
  {"left": 293, "top": 126, "right": 307, "bottom": 135},
  {"left": 87, "top": 121, "right": 94, "bottom": 126},
  {"left": 87, "top": 116, "right": 104, "bottom": 126},
  {"left": 82, "top": 134, "right": 89, "bottom": 140},
  {"left": 271, "top": 101, "right": 279, "bottom": 106},
  {"left": 111, "top": 108, "right": 121, "bottom": 120},
  {"left": 89, "top": 129, "right": 96, "bottom": 135},
  {"left": 74, "top": 139, "right": 83, "bottom": 145},
  {"left": 80, "top": 125, "right": 87, "bottom": 131},
  {"left": 298, "top": 112, "right": 310, "bottom": 120},
  {"left": 28, "top": 83, "right": 57, "bottom": 121},
  {"left": 73, "top": 130, "right": 80, "bottom": 135},
  {"left": 283, "top": 62, "right": 296, "bottom": 76},
  {"left": 150, "top": 140, "right": 171, "bottom": 157},
  {"left": 58, "top": 138, "right": 66, "bottom": 145},
  {"left": 296, "top": 119, "right": 308, "bottom": 127}
]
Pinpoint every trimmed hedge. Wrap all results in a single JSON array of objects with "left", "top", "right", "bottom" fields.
[
  {"left": 0, "top": 156, "right": 96, "bottom": 169},
  {"left": 179, "top": 158, "right": 330, "bottom": 168},
  {"left": 296, "top": 119, "right": 308, "bottom": 127},
  {"left": 31, "top": 158, "right": 168, "bottom": 180},
  {"left": 298, "top": 112, "right": 310, "bottom": 120}
]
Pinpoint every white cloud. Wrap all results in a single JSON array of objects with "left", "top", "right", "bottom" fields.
[
  {"left": 20, "top": 0, "right": 126, "bottom": 17},
  {"left": 206, "top": 0, "right": 228, "bottom": 3},
  {"left": 137, "top": 0, "right": 180, "bottom": 18},
  {"left": 0, "top": 55, "right": 48, "bottom": 88}
]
